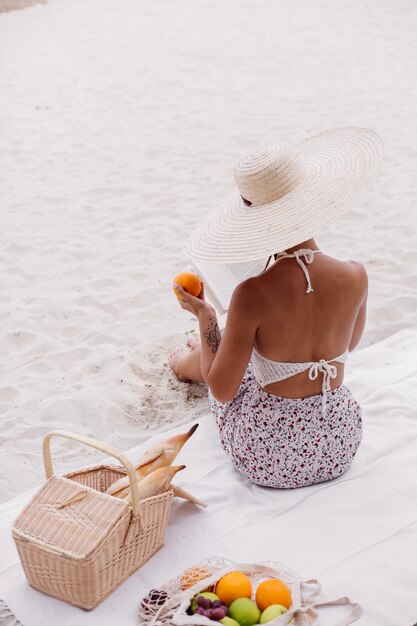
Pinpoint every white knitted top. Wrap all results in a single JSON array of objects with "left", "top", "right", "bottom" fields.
[{"left": 251, "top": 249, "right": 349, "bottom": 413}]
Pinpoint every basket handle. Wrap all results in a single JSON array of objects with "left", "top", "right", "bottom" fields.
[{"left": 43, "top": 430, "right": 141, "bottom": 516}]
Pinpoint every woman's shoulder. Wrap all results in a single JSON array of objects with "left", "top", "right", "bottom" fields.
[
  {"left": 230, "top": 254, "right": 367, "bottom": 308},
  {"left": 230, "top": 275, "right": 263, "bottom": 304},
  {"left": 228, "top": 275, "right": 267, "bottom": 321},
  {"left": 325, "top": 257, "right": 368, "bottom": 300},
  {"left": 340, "top": 259, "right": 368, "bottom": 285},
  {"left": 342, "top": 258, "right": 367, "bottom": 271},
  {"left": 320, "top": 252, "right": 367, "bottom": 276}
]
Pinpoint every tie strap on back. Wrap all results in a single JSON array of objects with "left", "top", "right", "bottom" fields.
[
  {"left": 308, "top": 359, "right": 338, "bottom": 414},
  {"left": 278, "top": 248, "right": 321, "bottom": 293}
]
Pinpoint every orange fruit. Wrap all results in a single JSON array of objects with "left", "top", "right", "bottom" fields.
[
  {"left": 255, "top": 578, "right": 292, "bottom": 612},
  {"left": 180, "top": 565, "right": 213, "bottom": 591},
  {"left": 173, "top": 272, "right": 202, "bottom": 298},
  {"left": 215, "top": 571, "right": 252, "bottom": 606}
]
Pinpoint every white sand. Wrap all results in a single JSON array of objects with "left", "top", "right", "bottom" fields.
[
  {"left": 0, "top": 0, "right": 46, "bottom": 14},
  {"left": 0, "top": 0, "right": 416, "bottom": 503}
]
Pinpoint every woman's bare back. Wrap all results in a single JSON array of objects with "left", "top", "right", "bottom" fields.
[{"left": 249, "top": 250, "right": 368, "bottom": 398}]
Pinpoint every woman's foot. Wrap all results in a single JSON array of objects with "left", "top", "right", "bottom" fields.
[
  {"left": 168, "top": 342, "right": 205, "bottom": 384},
  {"left": 186, "top": 333, "right": 200, "bottom": 350},
  {"left": 168, "top": 348, "right": 193, "bottom": 382}
]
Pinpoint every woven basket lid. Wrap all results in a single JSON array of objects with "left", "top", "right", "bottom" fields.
[{"left": 12, "top": 476, "right": 129, "bottom": 559}]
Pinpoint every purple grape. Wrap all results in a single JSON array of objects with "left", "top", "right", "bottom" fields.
[
  {"left": 144, "top": 589, "right": 168, "bottom": 607},
  {"left": 195, "top": 607, "right": 206, "bottom": 615},
  {"left": 212, "top": 600, "right": 222, "bottom": 609},
  {"left": 204, "top": 608, "right": 213, "bottom": 618},
  {"left": 203, "top": 598, "right": 213, "bottom": 609},
  {"left": 196, "top": 596, "right": 206, "bottom": 608},
  {"left": 221, "top": 605, "right": 229, "bottom": 615},
  {"left": 149, "top": 589, "right": 166, "bottom": 601},
  {"left": 212, "top": 608, "right": 226, "bottom": 620}
]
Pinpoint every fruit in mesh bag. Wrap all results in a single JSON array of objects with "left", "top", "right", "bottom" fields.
[
  {"left": 180, "top": 565, "right": 214, "bottom": 591},
  {"left": 140, "top": 589, "right": 169, "bottom": 614},
  {"left": 219, "top": 618, "right": 240, "bottom": 626},
  {"left": 260, "top": 604, "right": 289, "bottom": 623},
  {"left": 190, "top": 592, "right": 221, "bottom": 614},
  {"left": 228, "top": 598, "right": 261, "bottom": 626},
  {"left": 215, "top": 571, "right": 252, "bottom": 606},
  {"left": 189, "top": 593, "right": 231, "bottom": 620},
  {"left": 255, "top": 578, "right": 292, "bottom": 611}
]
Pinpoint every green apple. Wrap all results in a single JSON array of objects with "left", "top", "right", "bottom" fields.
[
  {"left": 260, "top": 604, "right": 288, "bottom": 623},
  {"left": 220, "top": 618, "right": 241, "bottom": 626},
  {"left": 229, "top": 598, "right": 261, "bottom": 626},
  {"left": 190, "top": 591, "right": 220, "bottom": 613}
]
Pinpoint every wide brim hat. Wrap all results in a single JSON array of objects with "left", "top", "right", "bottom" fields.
[{"left": 184, "top": 128, "right": 384, "bottom": 263}]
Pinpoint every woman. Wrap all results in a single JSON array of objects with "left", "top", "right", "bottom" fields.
[{"left": 169, "top": 128, "right": 383, "bottom": 489}]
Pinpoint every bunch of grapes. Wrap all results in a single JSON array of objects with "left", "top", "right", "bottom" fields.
[{"left": 193, "top": 596, "right": 229, "bottom": 621}]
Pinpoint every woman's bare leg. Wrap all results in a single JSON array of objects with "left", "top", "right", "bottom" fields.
[
  {"left": 168, "top": 343, "right": 205, "bottom": 383},
  {"left": 186, "top": 334, "right": 200, "bottom": 350}
]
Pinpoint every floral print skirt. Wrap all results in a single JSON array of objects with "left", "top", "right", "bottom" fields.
[{"left": 209, "top": 361, "right": 362, "bottom": 489}]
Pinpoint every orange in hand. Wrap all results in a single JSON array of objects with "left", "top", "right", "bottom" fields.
[
  {"left": 255, "top": 578, "right": 292, "bottom": 611},
  {"left": 173, "top": 272, "right": 202, "bottom": 298},
  {"left": 215, "top": 571, "right": 252, "bottom": 606}
]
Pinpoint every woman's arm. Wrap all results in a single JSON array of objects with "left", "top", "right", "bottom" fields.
[
  {"left": 196, "top": 305, "right": 222, "bottom": 378},
  {"left": 348, "top": 263, "right": 368, "bottom": 351},
  {"left": 174, "top": 279, "right": 259, "bottom": 402}
]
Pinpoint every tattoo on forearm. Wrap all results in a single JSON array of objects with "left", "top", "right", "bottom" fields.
[{"left": 203, "top": 317, "right": 221, "bottom": 354}]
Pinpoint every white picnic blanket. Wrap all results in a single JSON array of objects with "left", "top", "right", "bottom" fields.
[{"left": 1, "top": 329, "right": 417, "bottom": 626}]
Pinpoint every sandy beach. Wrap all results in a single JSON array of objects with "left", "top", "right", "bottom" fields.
[
  {"left": 0, "top": 0, "right": 45, "bottom": 14},
  {"left": 0, "top": 0, "right": 416, "bottom": 503}
]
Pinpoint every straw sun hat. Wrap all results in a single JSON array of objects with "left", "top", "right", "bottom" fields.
[{"left": 184, "top": 127, "right": 383, "bottom": 263}]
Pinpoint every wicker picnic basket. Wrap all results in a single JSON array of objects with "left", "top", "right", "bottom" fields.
[{"left": 12, "top": 430, "right": 174, "bottom": 610}]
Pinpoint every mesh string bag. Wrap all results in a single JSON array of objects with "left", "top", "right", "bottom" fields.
[{"left": 138, "top": 557, "right": 363, "bottom": 626}]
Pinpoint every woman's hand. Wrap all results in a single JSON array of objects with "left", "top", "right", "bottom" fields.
[{"left": 173, "top": 281, "right": 213, "bottom": 317}]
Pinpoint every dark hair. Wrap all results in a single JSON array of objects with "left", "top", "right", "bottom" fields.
[
  {"left": 241, "top": 196, "right": 252, "bottom": 206},
  {"left": 263, "top": 253, "right": 279, "bottom": 272}
]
